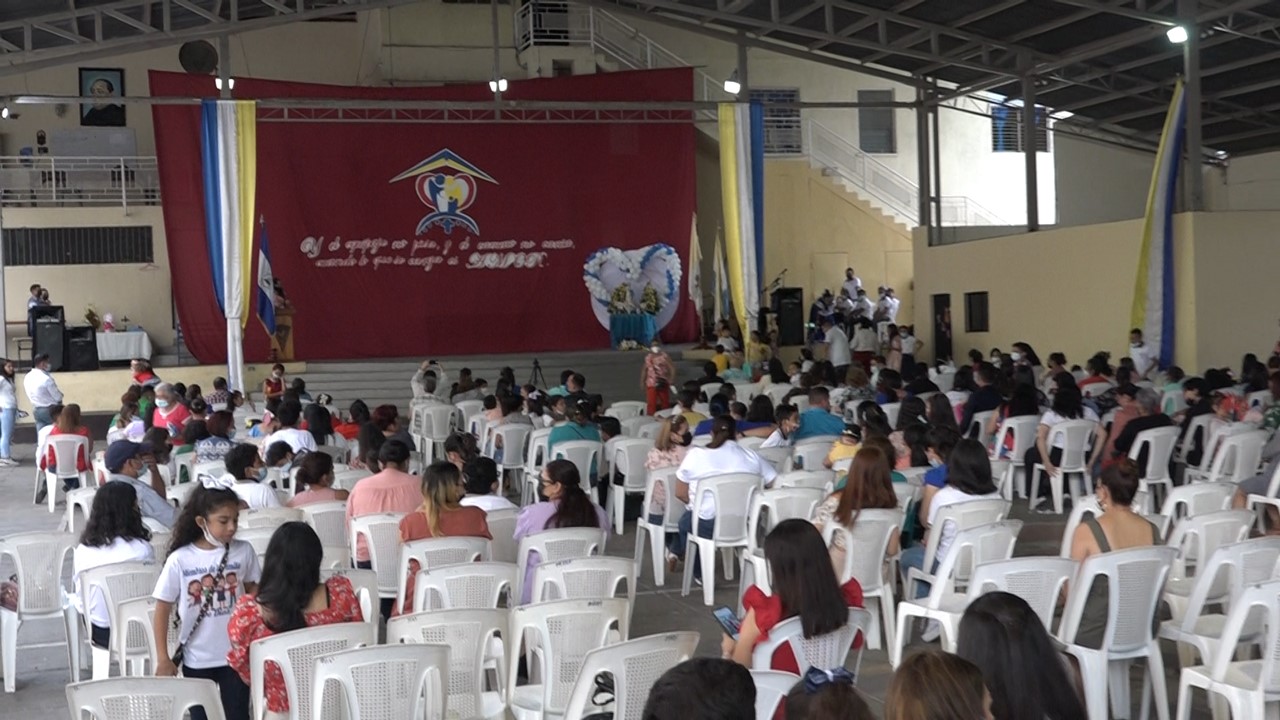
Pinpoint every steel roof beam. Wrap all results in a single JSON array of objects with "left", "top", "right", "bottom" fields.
[{"left": 858, "top": 0, "right": 1023, "bottom": 66}]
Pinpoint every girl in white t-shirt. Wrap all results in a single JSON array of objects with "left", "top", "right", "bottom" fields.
[
  {"left": 1027, "top": 384, "right": 1105, "bottom": 513},
  {"left": 152, "top": 483, "right": 261, "bottom": 720},
  {"left": 73, "top": 482, "right": 155, "bottom": 650}
]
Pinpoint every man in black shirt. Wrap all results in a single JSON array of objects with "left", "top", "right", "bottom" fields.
[
  {"left": 961, "top": 363, "right": 1004, "bottom": 436},
  {"left": 1111, "top": 387, "right": 1173, "bottom": 470}
]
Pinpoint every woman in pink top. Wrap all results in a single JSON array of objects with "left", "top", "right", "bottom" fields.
[
  {"left": 288, "top": 453, "right": 349, "bottom": 508},
  {"left": 345, "top": 440, "right": 421, "bottom": 566}
]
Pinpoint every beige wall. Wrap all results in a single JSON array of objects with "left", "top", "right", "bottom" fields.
[
  {"left": 911, "top": 210, "right": 1280, "bottom": 374},
  {"left": 3, "top": 206, "right": 174, "bottom": 354},
  {"left": 763, "top": 160, "right": 913, "bottom": 325},
  {"left": 911, "top": 215, "right": 1199, "bottom": 370}
]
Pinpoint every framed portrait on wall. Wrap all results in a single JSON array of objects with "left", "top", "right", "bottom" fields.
[{"left": 79, "top": 68, "right": 126, "bottom": 127}]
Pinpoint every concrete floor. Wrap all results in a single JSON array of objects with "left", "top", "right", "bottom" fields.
[{"left": 0, "top": 446, "right": 1211, "bottom": 719}]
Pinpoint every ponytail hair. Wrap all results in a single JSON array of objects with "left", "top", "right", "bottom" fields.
[
  {"left": 707, "top": 415, "right": 736, "bottom": 449},
  {"left": 545, "top": 459, "right": 599, "bottom": 530},
  {"left": 294, "top": 452, "right": 334, "bottom": 492},
  {"left": 168, "top": 485, "right": 241, "bottom": 556}
]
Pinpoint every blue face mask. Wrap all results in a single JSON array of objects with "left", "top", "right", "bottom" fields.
[
  {"left": 155, "top": 399, "right": 170, "bottom": 409},
  {"left": 256, "top": 466, "right": 270, "bottom": 482}
]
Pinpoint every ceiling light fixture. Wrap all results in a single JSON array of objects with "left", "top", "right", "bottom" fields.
[
  {"left": 215, "top": 76, "right": 236, "bottom": 90},
  {"left": 1166, "top": 25, "right": 1189, "bottom": 43},
  {"left": 723, "top": 70, "right": 741, "bottom": 95},
  {"left": 489, "top": 78, "right": 508, "bottom": 93}
]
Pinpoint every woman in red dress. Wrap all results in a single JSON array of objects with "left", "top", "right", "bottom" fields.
[{"left": 720, "top": 519, "right": 863, "bottom": 672}]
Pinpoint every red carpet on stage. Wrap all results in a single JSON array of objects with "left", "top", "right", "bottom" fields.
[{"left": 151, "top": 68, "right": 699, "bottom": 363}]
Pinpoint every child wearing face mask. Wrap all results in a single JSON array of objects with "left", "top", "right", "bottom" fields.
[
  {"left": 152, "top": 483, "right": 261, "bottom": 720},
  {"left": 220, "top": 443, "right": 281, "bottom": 510},
  {"left": 262, "top": 363, "right": 286, "bottom": 404}
]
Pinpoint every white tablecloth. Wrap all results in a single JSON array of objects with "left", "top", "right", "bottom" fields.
[{"left": 96, "top": 331, "right": 152, "bottom": 361}]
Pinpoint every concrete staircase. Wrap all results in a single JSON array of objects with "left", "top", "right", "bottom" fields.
[{"left": 287, "top": 349, "right": 704, "bottom": 411}]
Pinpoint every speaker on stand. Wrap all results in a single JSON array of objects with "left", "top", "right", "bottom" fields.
[
  {"left": 31, "top": 305, "right": 66, "bottom": 371},
  {"left": 772, "top": 288, "right": 805, "bottom": 347}
]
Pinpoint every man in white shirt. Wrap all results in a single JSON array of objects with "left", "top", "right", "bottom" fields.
[
  {"left": 851, "top": 288, "right": 875, "bottom": 320},
  {"left": 1129, "top": 328, "right": 1157, "bottom": 379},
  {"left": 24, "top": 353, "right": 63, "bottom": 430},
  {"left": 259, "top": 399, "right": 317, "bottom": 457},
  {"left": 822, "top": 317, "right": 852, "bottom": 381},
  {"left": 841, "top": 268, "right": 862, "bottom": 299},
  {"left": 459, "top": 457, "right": 518, "bottom": 512},
  {"left": 222, "top": 443, "right": 281, "bottom": 509},
  {"left": 875, "top": 288, "right": 901, "bottom": 323}
]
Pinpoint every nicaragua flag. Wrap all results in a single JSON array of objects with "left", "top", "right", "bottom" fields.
[
  {"left": 257, "top": 217, "right": 276, "bottom": 336},
  {"left": 199, "top": 99, "right": 256, "bottom": 325},
  {"left": 1130, "top": 79, "right": 1186, "bottom": 368}
]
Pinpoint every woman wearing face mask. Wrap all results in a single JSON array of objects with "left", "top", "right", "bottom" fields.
[
  {"left": 262, "top": 363, "right": 286, "bottom": 404},
  {"left": 642, "top": 341, "right": 677, "bottom": 416},
  {"left": 152, "top": 383, "right": 192, "bottom": 435}
]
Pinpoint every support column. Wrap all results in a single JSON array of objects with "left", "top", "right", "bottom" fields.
[
  {"left": 916, "top": 84, "right": 932, "bottom": 241},
  {"left": 1021, "top": 71, "right": 1039, "bottom": 231},
  {"left": 1180, "top": 0, "right": 1204, "bottom": 210},
  {"left": 737, "top": 41, "right": 749, "bottom": 97},
  {"left": 218, "top": 35, "right": 231, "bottom": 99},
  {"left": 0, "top": 207, "right": 7, "bottom": 359},
  {"left": 930, "top": 79, "right": 941, "bottom": 232}
]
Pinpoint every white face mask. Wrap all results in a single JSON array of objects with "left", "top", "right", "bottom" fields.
[
  {"left": 650, "top": 346, "right": 660, "bottom": 354},
  {"left": 200, "top": 521, "right": 225, "bottom": 549},
  {"left": 1011, "top": 352, "right": 1023, "bottom": 362},
  {"left": 929, "top": 457, "right": 943, "bottom": 468}
]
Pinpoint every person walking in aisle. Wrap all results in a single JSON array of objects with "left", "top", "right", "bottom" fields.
[{"left": 24, "top": 353, "right": 62, "bottom": 431}]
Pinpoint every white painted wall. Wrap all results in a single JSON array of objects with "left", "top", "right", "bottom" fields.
[
  {"left": 1204, "top": 150, "right": 1280, "bottom": 211},
  {"left": 1054, "top": 132, "right": 1154, "bottom": 226}
]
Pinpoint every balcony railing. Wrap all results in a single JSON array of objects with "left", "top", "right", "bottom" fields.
[{"left": 0, "top": 156, "right": 160, "bottom": 208}]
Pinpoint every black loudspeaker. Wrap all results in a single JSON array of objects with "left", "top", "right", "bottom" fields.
[
  {"left": 67, "top": 326, "right": 99, "bottom": 372},
  {"left": 34, "top": 319, "right": 66, "bottom": 371},
  {"left": 772, "top": 287, "right": 805, "bottom": 346}
]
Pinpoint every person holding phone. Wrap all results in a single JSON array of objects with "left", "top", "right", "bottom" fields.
[{"left": 719, "top": 519, "right": 863, "bottom": 671}]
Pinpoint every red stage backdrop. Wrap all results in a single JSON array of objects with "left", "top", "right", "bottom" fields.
[{"left": 150, "top": 69, "right": 698, "bottom": 363}]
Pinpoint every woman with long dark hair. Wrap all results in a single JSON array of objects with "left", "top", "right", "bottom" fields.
[
  {"left": 303, "top": 403, "right": 340, "bottom": 447},
  {"left": 957, "top": 592, "right": 1085, "bottom": 720},
  {"left": 73, "top": 482, "right": 153, "bottom": 649},
  {"left": 1027, "top": 383, "right": 1105, "bottom": 512},
  {"left": 513, "top": 458, "right": 609, "bottom": 602},
  {"left": 0, "top": 358, "right": 16, "bottom": 466},
  {"left": 227, "top": 522, "right": 362, "bottom": 717},
  {"left": 721, "top": 519, "right": 862, "bottom": 671}
]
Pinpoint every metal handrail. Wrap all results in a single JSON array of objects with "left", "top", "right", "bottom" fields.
[{"left": 0, "top": 155, "right": 160, "bottom": 208}]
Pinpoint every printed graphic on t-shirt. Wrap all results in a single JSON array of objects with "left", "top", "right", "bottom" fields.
[{"left": 179, "top": 560, "right": 244, "bottom": 617}]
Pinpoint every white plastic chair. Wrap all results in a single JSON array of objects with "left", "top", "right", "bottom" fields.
[
  {"left": 506, "top": 598, "right": 630, "bottom": 720},
  {"left": 318, "top": 568, "right": 379, "bottom": 631},
  {"left": 681, "top": 473, "right": 763, "bottom": 606},
  {"left": 1160, "top": 483, "right": 1235, "bottom": 524},
  {"left": 1164, "top": 510, "right": 1252, "bottom": 621},
  {"left": 521, "top": 427, "right": 554, "bottom": 506},
  {"left": 992, "top": 416, "right": 1040, "bottom": 499},
  {"left": 419, "top": 403, "right": 459, "bottom": 461},
  {"left": 321, "top": 546, "right": 350, "bottom": 570},
  {"left": 1030, "top": 419, "right": 1096, "bottom": 514},
  {"left": 173, "top": 452, "right": 197, "bottom": 487},
  {"left": 386, "top": 608, "right": 507, "bottom": 720},
  {"left": 790, "top": 441, "right": 834, "bottom": 471},
  {"left": 968, "top": 410, "right": 996, "bottom": 447},
  {"left": 608, "top": 438, "right": 654, "bottom": 535},
  {"left": 606, "top": 401, "right": 647, "bottom": 421},
  {"left": 822, "top": 509, "right": 899, "bottom": 651},
  {"left": 515, "top": 528, "right": 607, "bottom": 604},
  {"left": 755, "top": 446, "right": 792, "bottom": 473},
  {"left": 330, "top": 469, "right": 372, "bottom": 492},
  {"left": 348, "top": 512, "right": 408, "bottom": 600},
  {"left": 774, "top": 469, "right": 834, "bottom": 491},
  {"left": 1160, "top": 537, "right": 1280, "bottom": 672},
  {"left": 635, "top": 467, "right": 684, "bottom": 587},
  {"left": 166, "top": 482, "right": 198, "bottom": 509},
  {"left": 486, "top": 508, "right": 519, "bottom": 564},
  {"left": 66, "top": 676, "right": 228, "bottom": 720},
  {"left": 395, "top": 537, "right": 491, "bottom": 613},
  {"left": 881, "top": 402, "right": 901, "bottom": 427},
  {"left": 1057, "top": 546, "right": 1178, "bottom": 720},
  {"left": 456, "top": 400, "right": 485, "bottom": 430},
  {"left": 1245, "top": 389, "right": 1271, "bottom": 409},
  {"left": 969, "top": 556, "right": 1076, "bottom": 631},
  {"left": 532, "top": 556, "right": 637, "bottom": 626},
  {"left": 0, "top": 531, "right": 77, "bottom": 691},
  {"left": 249, "top": 622, "right": 374, "bottom": 720},
  {"left": 751, "top": 670, "right": 802, "bottom": 720},
  {"left": 413, "top": 561, "right": 518, "bottom": 611},
  {"left": 1182, "top": 427, "right": 1264, "bottom": 484},
  {"left": 891, "top": 520, "right": 1023, "bottom": 667},
  {"left": 635, "top": 421, "right": 663, "bottom": 440},
  {"left": 484, "top": 424, "right": 532, "bottom": 470},
  {"left": 1129, "top": 426, "right": 1180, "bottom": 509},
  {"left": 114, "top": 596, "right": 177, "bottom": 677},
  {"left": 553, "top": 440, "right": 603, "bottom": 494},
  {"left": 239, "top": 506, "right": 303, "bottom": 529},
  {"left": 1059, "top": 495, "right": 1102, "bottom": 557},
  {"left": 300, "top": 501, "right": 349, "bottom": 548},
  {"left": 905, "top": 498, "right": 1011, "bottom": 599},
  {"left": 562, "top": 632, "right": 700, "bottom": 720},
  {"left": 42, "top": 435, "right": 91, "bottom": 513},
  {"left": 314, "top": 444, "right": 349, "bottom": 466},
  {"left": 311, "top": 643, "right": 449, "bottom": 720},
  {"left": 1173, "top": 579, "right": 1280, "bottom": 720},
  {"left": 76, "top": 560, "right": 161, "bottom": 680},
  {"left": 749, "top": 488, "right": 825, "bottom": 549},
  {"left": 753, "top": 607, "right": 871, "bottom": 677},
  {"left": 618, "top": 416, "right": 654, "bottom": 438},
  {"left": 65, "top": 485, "right": 98, "bottom": 534}
]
